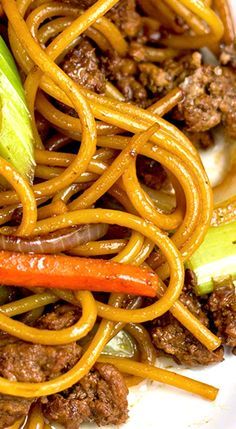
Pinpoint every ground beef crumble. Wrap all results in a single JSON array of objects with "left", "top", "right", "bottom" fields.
[
  {"left": 0, "top": 341, "right": 81, "bottom": 428},
  {"left": 176, "top": 65, "right": 236, "bottom": 138},
  {"left": 0, "top": 305, "right": 128, "bottom": 428},
  {"left": 206, "top": 279, "right": 236, "bottom": 348},
  {"left": 42, "top": 363, "right": 128, "bottom": 429},
  {"left": 151, "top": 271, "right": 224, "bottom": 366},
  {"left": 61, "top": 38, "right": 106, "bottom": 94}
]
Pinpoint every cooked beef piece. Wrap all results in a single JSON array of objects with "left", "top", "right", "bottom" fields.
[
  {"left": 220, "top": 42, "right": 236, "bottom": 68},
  {"left": 0, "top": 340, "right": 81, "bottom": 427},
  {"left": 0, "top": 395, "right": 33, "bottom": 429},
  {"left": 136, "top": 155, "right": 167, "bottom": 190},
  {"left": 101, "top": 50, "right": 200, "bottom": 107},
  {"left": 151, "top": 275, "right": 224, "bottom": 366},
  {"left": 107, "top": 0, "right": 142, "bottom": 37},
  {"left": 42, "top": 363, "right": 128, "bottom": 429},
  {"left": 36, "top": 304, "right": 81, "bottom": 330},
  {"left": 177, "top": 65, "right": 236, "bottom": 137},
  {"left": 152, "top": 314, "right": 224, "bottom": 366},
  {"left": 139, "top": 51, "right": 201, "bottom": 96},
  {"left": 117, "top": 74, "right": 148, "bottom": 104},
  {"left": 0, "top": 342, "right": 81, "bottom": 382},
  {"left": 61, "top": 38, "right": 106, "bottom": 94},
  {"left": 207, "top": 279, "right": 236, "bottom": 347},
  {"left": 101, "top": 50, "right": 148, "bottom": 105}
]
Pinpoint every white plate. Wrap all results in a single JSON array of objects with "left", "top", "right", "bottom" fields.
[{"left": 100, "top": 352, "right": 236, "bottom": 429}]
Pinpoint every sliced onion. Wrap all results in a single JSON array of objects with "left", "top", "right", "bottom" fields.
[{"left": 0, "top": 224, "right": 108, "bottom": 254}]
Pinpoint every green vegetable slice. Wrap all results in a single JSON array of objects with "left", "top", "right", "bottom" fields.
[
  {"left": 102, "top": 330, "right": 138, "bottom": 359},
  {"left": 186, "top": 220, "right": 236, "bottom": 295},
  {"left": 0, "top": 36, "right": 35, "bottom": 184}
]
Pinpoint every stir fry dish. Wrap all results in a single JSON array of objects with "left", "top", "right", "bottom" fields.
[{"left": 0, "top": 0, "right": 235, "bottom": 428}]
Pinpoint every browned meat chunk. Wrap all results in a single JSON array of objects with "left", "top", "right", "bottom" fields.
[
  {"left": 0, "top": 340, "right": 81, "bottom": 428},
  {"left": 0, "top": 395, "right": 32, "bottom": 429},
  {"left": 136, "top": 155, "right": 167, "bottom": 190},
  {"left": 138, "top": 62, "right": 172, "bottom": 94},
  {"left": 102, "top": 51, "right": 148, "bottom": 105},
  {"left": 0, "top": 342, "right": 81, "bottom": 383},
  {"left": 152, "top": 315, "right": 224, "bottom": 366},
  {"left": 36, "top": 304, "right": 81, "bottom": 330},
  {"left": 177, "top": 65, "right": 236, "bottom": 137},
  {"left": 151, "top": 273, "right": 224, "bottom": 366},
  {"left": 207, "top": 279, "right": 236, "bottom": 347},
  {"left": 101, "top": 50, "right": 201, "bottom": 107},
  {"left": 42, "top": 363, "right": 129, "bottom": 429},
  {"left": 107, "top": 0, "right": 142, "bottom": 37},
  {"left": 61, "top": 38, "right": 106, "bottom": 94},
  {"left": 137, "top": 51, "right": 201, "bottom": 97},
  {"left": 220, "top": 42, "right": 236, "bottom": 68}
]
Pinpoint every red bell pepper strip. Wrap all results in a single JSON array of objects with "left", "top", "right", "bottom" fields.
[{"left": 0, "top": 251, "right": 158, "bottom": 297}]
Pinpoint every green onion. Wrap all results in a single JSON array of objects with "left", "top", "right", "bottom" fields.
[
  {"left": 0, "top": 36, "right": 35, "bottom": 184},
  {"left": 186, "top": 220, "right": 236, "bottom": 295}
]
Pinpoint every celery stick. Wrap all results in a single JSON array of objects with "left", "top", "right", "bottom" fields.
[
  {"left": 0, "top": 37, "right": 35, "bottom": 184},
  {"left": 186, "top": 220, "right": 236, "bottom": 295}
]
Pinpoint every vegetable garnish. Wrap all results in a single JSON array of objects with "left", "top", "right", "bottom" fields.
[
  {"left": 0, "top": 250, "right": 158, "bottom": 296},
  {"left": 187, "top": 220, "right": 236, "bottom": 295},
  {"left": 0, "top": 36, "right": 35, "bottom": 183}
]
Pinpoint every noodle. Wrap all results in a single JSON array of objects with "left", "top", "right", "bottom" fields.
[
  {"left": 123, "top": 158, "right": 184, "bottom": 231},
  {"left": 125, "top": 323, "right": 157, "bottom": 365},
  {"left": 0, "top": 157, "right": 37, "bottom": 236},
  {"left": 39, "top": 17, "right": 111, "bottom": 52},
  {"left": 163, "top": 0, "right": 208, "bottom": 34},
  {"left": 149, "top": 0, "right": 185, "bottom": 33},
  {"left": 161, "top": 0, "right": 224, "bottom": 48},
  {"left": 0, "top": 292, "right": 58, "bottom": 317},
  {"left": 148, "top": 87, "right": 183, "bottom": 116},
  {"left": 69, "top": 239, "right": 127, "bottom": 257},
  {"left": 7, "top": 419, "right": 25, "bottom": 429},
  {"left": 97, "top": 356, "right": 218, "bottom": 400},
  {"left": 25, "top": 405, "right": 44, "bottom": 429},
  {"left": 214, "top": 0, "right": 235, "bottom": 44},
  {"left": 68, "top": 125, "right": 159, "bottom": 210},
  {"left": 0, "top": 291, "right": 97, "bottom": 345}
]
